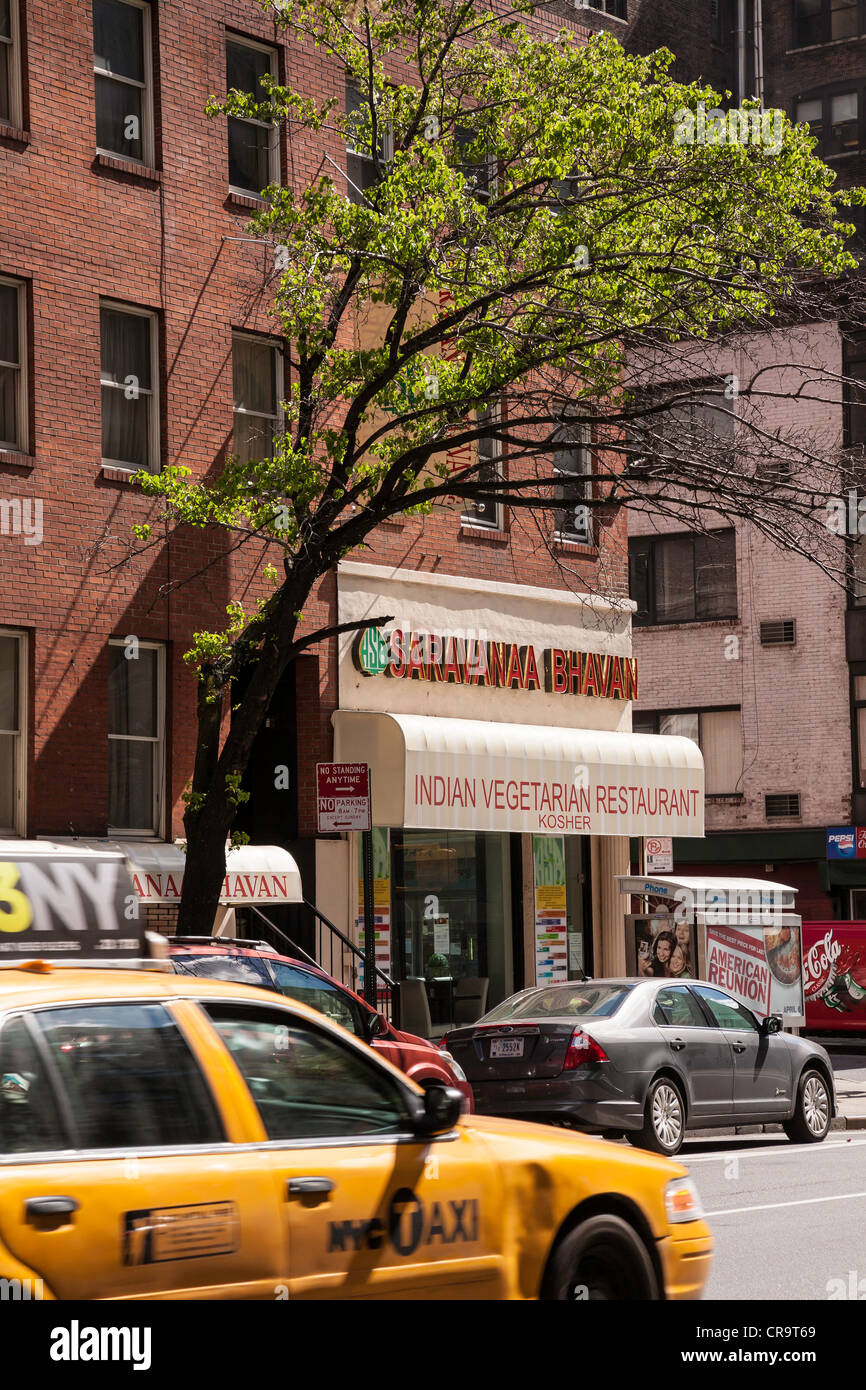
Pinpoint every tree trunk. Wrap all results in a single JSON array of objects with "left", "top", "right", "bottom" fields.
[{"left": 175, "top": 576, "right": 307, "bottom": 936}]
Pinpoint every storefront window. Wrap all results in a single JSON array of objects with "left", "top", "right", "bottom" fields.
[{"left": 390, "top": 830, "right": 513, "bottom": 1007}]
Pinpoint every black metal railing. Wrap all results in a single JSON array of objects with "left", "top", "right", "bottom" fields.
[{"left": 247, "top": 900, "right": 400, "bottom": 1029}]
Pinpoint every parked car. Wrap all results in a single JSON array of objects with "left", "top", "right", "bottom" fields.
[
  {"left": 168, "top": 938, "right": 473, "bottom": 1109},
  {"left": 443, "top": 977, "right": 836, "bottom": 1154}
]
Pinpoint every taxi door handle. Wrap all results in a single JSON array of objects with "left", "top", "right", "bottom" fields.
[
  {"left": 25, "top": 1196, "right": 79, "bottom": 1220},
  {"left": 287, "top": 1177, "right": 336, "bottom": 1198},
  {"left": 669, "top": 1038, "right": 686, "bottom": 1051}
]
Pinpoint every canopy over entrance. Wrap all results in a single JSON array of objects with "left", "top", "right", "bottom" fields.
[
  {"left": 333, "top": 711, "right": 704, "bottom": 836},
  {"left": 41, "top": 839, "right": 304, "bottom": 906}
]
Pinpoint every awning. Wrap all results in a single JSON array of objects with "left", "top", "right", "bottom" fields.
[
  {"left": 39, "top": 839, "right": 304, "bottom": 906},
  {"left": 332, "top": 711, "right": 704, "bottom": 837}
]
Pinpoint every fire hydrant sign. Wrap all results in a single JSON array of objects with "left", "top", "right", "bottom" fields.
[{"left": 317, "top": 763, "right": 371, "bottom": 833}]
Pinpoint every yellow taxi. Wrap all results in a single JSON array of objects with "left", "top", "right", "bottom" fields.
[
  {"left": 0, "top": 964, "right": 712, "bottom": 1301},
  {"left": 0, "top": 846, "right": 712, "bottom": 1300}
]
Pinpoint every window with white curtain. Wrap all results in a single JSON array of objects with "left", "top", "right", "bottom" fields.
[
  {"left": 108, "top": 639, "right": 165, "bottom": 835},
  {"left": 232, "top": 334, "right": 283, "bottom": 463},
  {"left": 100, "top": 303, "right": 158, "bottom": 472},
  {"left": 0, "top": 276, "right": 26, "bottom": 452},
  {"left": 641, "top": 708, "right": 743, "bottom": 796},
  {"left": 227, "top": 36, "right": 278, "bottom": 195},
  {"left": 93, "top": 0, "right": 154, "bottom": 165},
  {"left": 0, "top": 0, "right": 22, "bottom": 128},
  {"left": 0, "top": 628, "right": 25, "bottom": 834}
]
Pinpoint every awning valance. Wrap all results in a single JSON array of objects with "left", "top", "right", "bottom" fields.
[
  {"left": 332, "top": 711, "right": 704, "bottom": 837},
  {"left": 39, "top": 839, "right": 304, "bottom": 905}
]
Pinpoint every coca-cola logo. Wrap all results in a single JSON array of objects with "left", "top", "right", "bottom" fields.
[{"left": 804, "top": 930, "right": 842, "bottom": 999}]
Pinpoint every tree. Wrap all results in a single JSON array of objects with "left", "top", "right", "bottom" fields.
[{"left": 129, "top": 0, "right": 865, "bottom": 931}]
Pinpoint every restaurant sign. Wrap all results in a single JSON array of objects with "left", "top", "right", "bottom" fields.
[{"left": 353, "top": 628, "right": 637, "bottom": 701}]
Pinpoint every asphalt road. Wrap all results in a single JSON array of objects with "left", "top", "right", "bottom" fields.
[{"left": 683, "top": 1130, "right": 866, "bottom": 1301}]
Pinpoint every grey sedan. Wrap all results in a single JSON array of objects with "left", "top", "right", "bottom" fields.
[{"left": 444, "top": 978, "right": 835, "bottom": 1155}]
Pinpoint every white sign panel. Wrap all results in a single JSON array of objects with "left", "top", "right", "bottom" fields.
[{"left": 645, "top": 837, "right": 673, "bottom": 874}]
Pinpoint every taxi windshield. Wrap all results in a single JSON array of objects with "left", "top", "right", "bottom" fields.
[{"left": 482, "top": 984, "right": 632, "bottom": 1021}]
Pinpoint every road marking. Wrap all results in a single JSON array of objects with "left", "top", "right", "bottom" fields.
[
  {"left": 685, "top": 1137, "right": 866, "bottom": 1164},
  {"left": 705, "top": 1190, "right": 866, "bottom": 1218}
]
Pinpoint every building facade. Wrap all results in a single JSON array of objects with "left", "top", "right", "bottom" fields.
[{"left": 1, "top": 0, "right": 707, "bottom": 1008}]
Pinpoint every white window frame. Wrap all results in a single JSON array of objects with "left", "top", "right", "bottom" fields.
[
  {"left": 0, "top": 0, "right": 23, "bottom": 130},
  {"left": 107, "top": 638, "right": 165, "bottom": 838},
  {"left": 93, "top": 0, "right": 155, "bottom": 167},
  {"left": 0, "top": 626, "right": 26, "bottom": 836},
  {"left": 0, "top": 274, "right": 27, "bottom": 453},
  {"left": 99, "top": 300, "right": 159, "bottom": 474},
  {"left": 553, "top": 423, "right": 593, "bottom": 546},
  {"left": 226, "top": 33, "right": 279, "bottom": 197},
  {"left": 231, "top": 330, "right": 285, "bottom": 461},
  {"left": 461, "top": 406, "right": 504, "bottom": 532}
]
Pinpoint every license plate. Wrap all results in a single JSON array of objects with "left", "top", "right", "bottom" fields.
[{"left": 490, "top": 1038, "right": 524, "bottom": 1059}]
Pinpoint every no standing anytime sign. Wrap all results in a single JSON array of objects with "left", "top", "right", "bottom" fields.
[{"left": 316, "top": 762, "right": 372, "bottom": 834}]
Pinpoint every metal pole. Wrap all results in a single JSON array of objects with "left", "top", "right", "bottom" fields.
[{"left": 362, "top": 826, "right": 377, "bottom": 1009}]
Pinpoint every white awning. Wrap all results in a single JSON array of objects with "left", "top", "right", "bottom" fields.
[
  {"left": 332, "top": 711, "right": 704, "bottom": 837},
  {"left": 39, "top": 839, "right": 304, "bottom": 905}
]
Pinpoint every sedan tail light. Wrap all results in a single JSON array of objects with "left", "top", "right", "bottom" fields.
[{"left": 562, "top": 1028, "right": 609, "bottom": 1070}]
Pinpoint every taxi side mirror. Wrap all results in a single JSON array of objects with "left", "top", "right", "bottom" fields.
[
  {"left": 413, "top": 1085, "right": 463, "bottom": 1137},
  {"left": 761, "top": 1014, "right": 782, "bottom": 1036}
]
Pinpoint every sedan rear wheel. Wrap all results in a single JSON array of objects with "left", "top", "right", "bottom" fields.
[
  {"left": 544, "top": 1214, "right": 660, "bottom": 1301},
  {"left": 784, "top": 1068, "right": 831, "bottom": 1144},
  {"left": 629, "top": 1077, "right": 685, "bottom": 1156}
]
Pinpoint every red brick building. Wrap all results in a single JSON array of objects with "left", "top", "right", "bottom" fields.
[{"left": 1, "top": 0, "right": 708, "bottom": 1005}]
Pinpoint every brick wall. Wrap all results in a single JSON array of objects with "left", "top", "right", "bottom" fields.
[{"left": 1, "top": 0, "right": 618, "bottom": 845}]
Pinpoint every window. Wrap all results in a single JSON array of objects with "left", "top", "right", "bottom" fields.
[
  {"left": 35, "top": 1003, "right": 223, "bottom": 1148},
  {"left": 108, "top": 639, "right": 165, "bottom": 835},
  {"left": 796, "top": 89, "right": 860, "bottom": 155},
  {"left": 711, "top": 0, "right": 727, "bottom": 44},
  {"left": 269, "top": 962, "right": 365, "bottom": 1037},
  {"left": 0, "top": 628, "right": 25, "bottom": 834},
  {"left": 462, "top": 409, "right": 503, "bottom": 530},
  {"left": 483, "top": 983, "right": 632, "bottom": 1022},
  {"left": 553, "top": 425, "right": 593, "bottom": 545},
  {"left": 583, "top": 0, "right": 627, "bottom": 16},
  {"left": 0, "top": 275, "right": 26, "bottom": 452},
  {"left": 634, "top": 707, "right": 743, "bottom": 796},
  {"left": 170, "top": 952, "right": 275, "bottom": 990},
  {"left": 345, "top": 78, "right": 389, "bottom": 204},
  {"left": 226, "top": 36, "right": 278, "bottom": 196},
  {"left": 793, "top": 0, "right": 862, "bottom": 46},
  {"left": 652, "top": 986, "right": 708, "bottom": 1028},
  {"left": 232, "top": 334, "right": 283, "bottom": 463},
  {"left": 100, "top": 303, "right": 158, "bottom": 473},
  {"left": 693, "top": 985, "right": 760, "bottom": 1031},
  {"left": 629, "top": 530, "right": 737, "bottom": 625},
  {"left": 93, "top": 0, "right": 153, "bottom": 165},
  {"left": 204, "top": 1003, "right": 412, "bottom": 1141},
  {"left": 0, "top": 0, "right": 22, "bottom": 128},
  {"left": 0, "top": 1017, "right": 67, "bottom": 1154},
  {"left": 455, "top": 122, "right": 496, "bottom": 204}
]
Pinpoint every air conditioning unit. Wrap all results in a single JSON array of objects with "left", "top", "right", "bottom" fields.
[{"left": 759, "top": 619, "right": 796, "bottom": 646}]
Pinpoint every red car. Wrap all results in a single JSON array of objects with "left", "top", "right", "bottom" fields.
[{"left": 167, "top": 937, "right": 473, "bottom": 1110}]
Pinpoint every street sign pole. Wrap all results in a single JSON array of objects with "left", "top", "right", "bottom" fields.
[{"left": 362, "top": 814, "right": 377, "bottom": 1010}]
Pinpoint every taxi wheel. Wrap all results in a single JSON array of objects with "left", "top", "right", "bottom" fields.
[
  {"left": 629, "top": 1077, "right": 685, "bottom": 1156},
  {"left": 544, "top": 1214, "right": 660, "bottom": 1301},
  {"left": 783, "top": 1069, "right": 831, "bottom": 1144}
]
